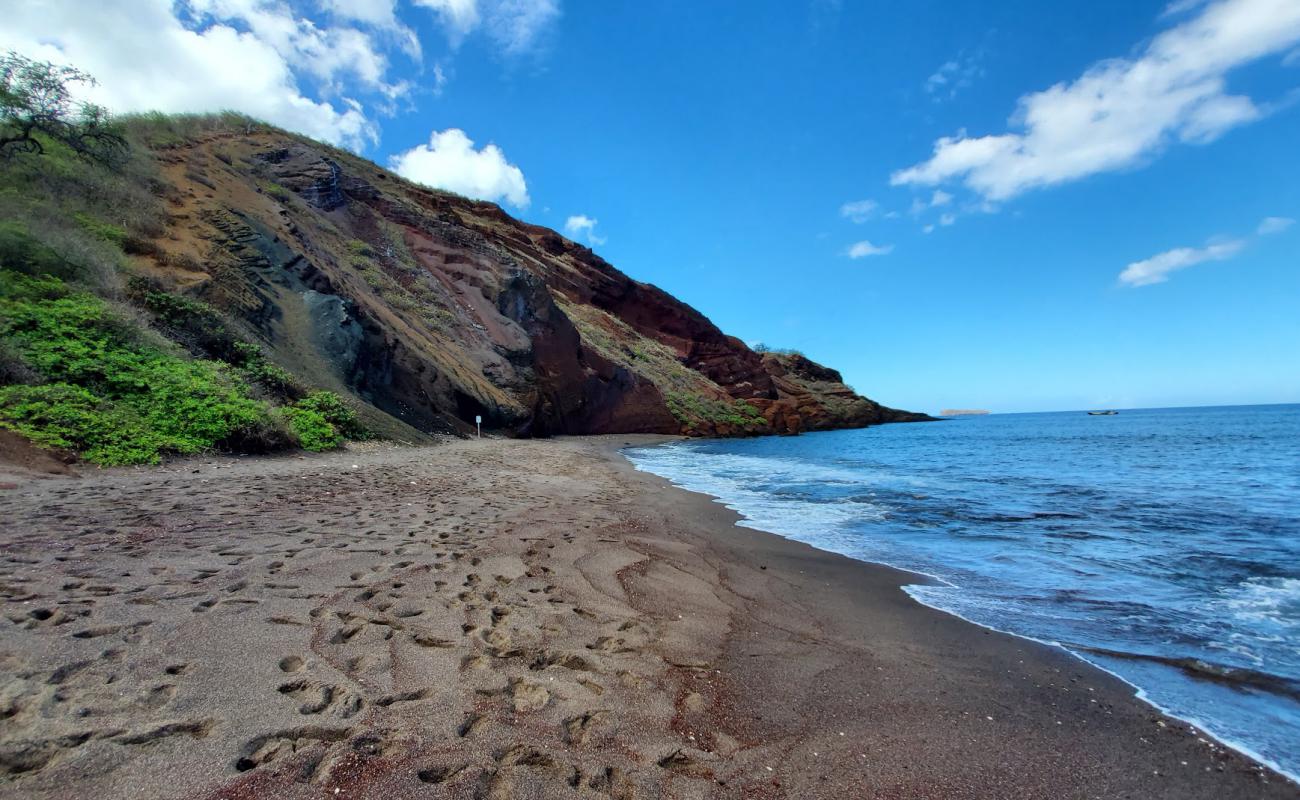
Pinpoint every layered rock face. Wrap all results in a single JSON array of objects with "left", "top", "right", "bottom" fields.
[{"left": 132, "top": 130, "right": 926, "bottom": 439}]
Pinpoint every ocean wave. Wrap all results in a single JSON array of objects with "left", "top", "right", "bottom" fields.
[{"left": 1213, "top": 577, "right": 1300, "bottom": 630}]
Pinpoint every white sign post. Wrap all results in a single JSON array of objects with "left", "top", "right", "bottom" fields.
[{"left": 475, "top": 415, "right": 481, "bottom": 439}]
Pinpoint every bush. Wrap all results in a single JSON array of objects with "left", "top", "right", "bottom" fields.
[
  {"left": 264, "top": 182, "right": 292, "bottom": 202},
  {"left": 0, "top": 271, "right": 279, "bottom": 464},
  {"left": 293, "top": 390, "right": 364, "bottom": 439},
  {"left": 0, "top": 221, "right": 75, "bottom": 277},
  {"left": 232, "top": 342, "right": 305, "bottom": 400},
  {"left": 127, "top": 278, "right": 247, "bottom": 364},
  {"left": 282, "top": 405, "right": 342, "bottom": 452},
  {"left": 0, "top": 382, "right": 161, "bottom": 465},
  {"left": 665, "top": 391, "right": 768, "bottom": 429}
]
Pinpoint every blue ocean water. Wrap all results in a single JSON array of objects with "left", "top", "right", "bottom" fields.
[{"left": 625, "top": 404, "right": 1300, "bottom": 780}]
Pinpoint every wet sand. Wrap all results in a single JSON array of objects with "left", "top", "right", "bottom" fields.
[{"left": 0, "top": 436, "right": 1294, "bottom": 799}]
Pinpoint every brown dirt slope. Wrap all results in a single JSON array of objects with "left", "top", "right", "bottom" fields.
[{"left": 127, "top": 128, "right": 926, "bottom": 439}]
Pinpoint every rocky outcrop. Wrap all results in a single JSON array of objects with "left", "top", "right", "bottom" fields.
[{"left": 131, "top": 128, "right": 928, "bottom": 439}]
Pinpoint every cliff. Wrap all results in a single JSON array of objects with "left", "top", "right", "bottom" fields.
[{"left": 2, "top": 115, "right": 927, "bottom": 452}]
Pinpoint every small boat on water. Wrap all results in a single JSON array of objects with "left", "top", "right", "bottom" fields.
[{"left": 1087, "top": 410, "right": 1119, "bottom": 416}]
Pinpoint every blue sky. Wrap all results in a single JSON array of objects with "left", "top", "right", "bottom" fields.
[{"left": 7, "top": 0, "right": 1298, "bottom": 413}]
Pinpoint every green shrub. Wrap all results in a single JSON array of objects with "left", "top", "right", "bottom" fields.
[
  {"left": 126, "top": 278, "right": 247, "bottom": 364},
  {"left": 665, "top": 391, "right": 768, "bottom": 429},
  {"left": 0, "top": 221, "right": 74, "bottom": 277},
  {"left": 74, "top": 213, "right": 127, "bottom": 246},
  {"left": 0, "top": 383, "right": 161, "bottom": 465},
  {"left": 293, "top": 390, "right": 364, "bottom": 439},
  {"left": 0, "top": 271, "right": 283, "bottom": 464},
  {"left": 264, "top": 182, "right": 291, "bottom": 202},
  {"left": 232, "top": 342, "right": 305, "bottom": 400},
  {"left": 282, "top": 406, "right": 342, "bottom": 452}
]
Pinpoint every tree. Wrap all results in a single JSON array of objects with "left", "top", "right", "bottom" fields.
[{"left": 0, "top": 52, "right": 124, "bottom": 162}]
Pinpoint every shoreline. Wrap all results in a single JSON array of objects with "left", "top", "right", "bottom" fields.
[
  {"left": 601, "top": 435, "right": 1298, "bottom": 795},
  {"left": 0, "top": 436, "right": 1294, "bottom": 798},
  {"left": 616, "top": 435, "right": 1300, "bottom": 786}
]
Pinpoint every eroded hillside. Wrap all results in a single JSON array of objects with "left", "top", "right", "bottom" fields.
[{"left": 116, "top": 123, "right": 923, "bottom": 440}]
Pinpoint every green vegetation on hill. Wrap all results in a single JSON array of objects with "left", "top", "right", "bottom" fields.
[
  {"left": 664, "top": 391, "right": 767, "bottom": 431},
  {"left": 0, "top": 53, "right": 367, "bottom": 465},
  {"left": 0, "top": 271, "right": 366, "bottom": 464},
  {"left": 0, "top": 270, "right": 369, "bottom": 464},
  {"left": 0, "top": 271, "right": 276, "bottom": 464}
]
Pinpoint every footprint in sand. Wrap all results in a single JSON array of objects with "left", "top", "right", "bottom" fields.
[{"left": 277, "top": 679, "right": 364, "bottom": 718}]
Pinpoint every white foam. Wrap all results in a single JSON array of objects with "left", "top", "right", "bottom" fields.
[{"left": 624, "top": 443, "right": 1300, "bottom": 788}]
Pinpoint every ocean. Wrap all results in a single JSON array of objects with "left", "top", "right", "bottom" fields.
[{"left": 624, "top": 404, "right": 1300, "bottom": 780}]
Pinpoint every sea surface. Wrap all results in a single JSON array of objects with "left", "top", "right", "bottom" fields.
[{"left": 624, "top": 404, "right": 1300, "bottom": 780}]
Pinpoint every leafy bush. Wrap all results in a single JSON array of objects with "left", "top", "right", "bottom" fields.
[
  {"left": 74, "top": 213, "right": 127, "bottom": 246},
  {"left": 231, "top": 342, "right": 305, "bottom": 400},
  {"left": 282, "top": 405, "right": 342, "bottom": 452},
  {"left": 0, "top": 383, "right": 161, "bottom": 465},
  {"left": 665, "top": 391, "right": 767, "bottom": 429},
  {"left": 127, "top": 278, "right": 248, "bottom": 365},
  {"left": 263, "top": 182, "right": 291, "bottom": 202},
  {"left": 0, "top": 221, "right": 76, "bottom": 277},
  {"left": 293, "top": 390, "right": 364, "bottom": 439},
  {"left": 0, "top": 271, "right": 285, "bottom": 464},
  {"left": 278, "top": 391, "right": 366, "bottom": 452}
]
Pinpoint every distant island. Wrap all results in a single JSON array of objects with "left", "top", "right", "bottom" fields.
[{"left": 941, "top": 409, "right": 992, "bottom": 416}]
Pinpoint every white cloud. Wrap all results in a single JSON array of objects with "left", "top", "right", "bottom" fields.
[
  {"left": 487, "top": 0, "right": 561, "bottom": 55},
  {"left": 187, "top": 0, "right": 409, "bottom": 98},
  {"left": 846, "top": 240, "right": 894, "bottom": 258},
  {"left": 930, "top": 190, "right": 953, "bottom": 207},
  {"left": 415, "top": 0, "right": 560, "bottom": 54},
  {"left": 563, "top": 214, "right": 606, "bottom": 245},
  {"left": 1163, "top": 0, "right": 1212, "bottom": 16},
  {"left": 939, "top": 212, "right": 956, "bottom": 227},
  {"left": 0, "top": 0, "right": 400, "bottom": 149},
  {"left": 1258, "top": 216, "right": 1295, "bottom": 234},
  {"left": 839, "top": 199, "right": 878, "bottom": 223},
  {"left": 415, "top": 0, "right": 482, "bottom": 45},
  {"left": 925, "top": 51, "right": 984, "bottom": 101},
  {"left": 1119, "top": 239, "right": 1244, "bottom": 286},
  {"left": 319, "top": 0, "right": 422, "bottom": 57},
  {"left": 390, "top": 128, "right": 529, "bottom": 207},
  {"left": 893, "top": 0, "right": 1300, "bottom": 201}
]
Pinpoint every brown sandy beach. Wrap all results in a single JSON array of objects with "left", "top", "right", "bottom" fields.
[{"left": 0, "top": 436, "right": 1294, "bottom": 800}]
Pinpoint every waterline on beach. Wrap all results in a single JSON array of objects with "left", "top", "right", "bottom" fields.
[{"left": 624, "top": 404, "right": 1300, "bottom": 782}]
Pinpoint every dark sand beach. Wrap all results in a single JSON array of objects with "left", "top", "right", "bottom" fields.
[{"left": 0, "top": 436, "right": 1294, "bottom": 799}]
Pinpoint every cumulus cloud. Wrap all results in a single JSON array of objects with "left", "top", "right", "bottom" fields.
[
  {"left": 390, "top": 128, "right": 529, "bottom": 207},
  {"left": 1258, "top": 216, "right": 1295, "bottom": 234},
  {"left": 839, "top": 199, "right": 878, "bottom": 223},
  {"left": 563, "top": 215, "right": 606, "bottom": 245},
  {"left": 415, "top": 0, "right": 560, "bottom": 54},
  {"left": 186, "top": 0, "right": 412, "bottom": 99},
  {"left": 892, "top": 0, "right": 1300, "bottom": 201},
  {"left": 846, "top": 240, "right": 894, "bottom": 258},
  {"left": 1119, "top": 240, "right": 1244, "bottom": 286},
  {"left": 0, "top": 0, "right": 408, "bottom": 149},
  {"left": 319, "top": 0, "right": 422, "bottom": 57}
]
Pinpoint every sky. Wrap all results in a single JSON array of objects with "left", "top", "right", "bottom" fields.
[{"left": 4, "top": 0, "right": 1298, "bottom": 413}]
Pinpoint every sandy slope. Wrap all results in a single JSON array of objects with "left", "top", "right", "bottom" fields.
[{"left": 0, "top": 438, "right": 1293, "bottom": 799}]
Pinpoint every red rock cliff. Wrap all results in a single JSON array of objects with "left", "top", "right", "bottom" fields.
[{"left": 129, "top": 129, "right": 927, "bottom": 439}]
